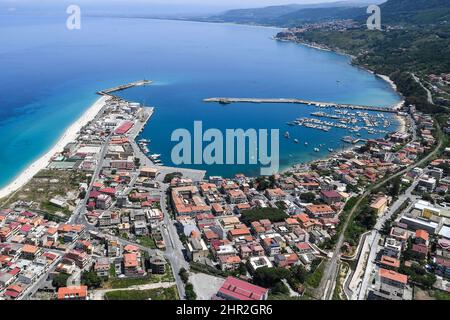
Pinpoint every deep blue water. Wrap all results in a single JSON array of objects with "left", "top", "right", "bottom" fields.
[{"left": 0, "top": 14, "right": 401, "bottom": 185}]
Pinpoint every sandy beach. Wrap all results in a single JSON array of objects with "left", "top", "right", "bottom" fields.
[
  {"left": 377, "top": 74, "right": 399, "bottom": 92},
  {"left": 0, "top": 95, "right": 108, "bottom": 200}
]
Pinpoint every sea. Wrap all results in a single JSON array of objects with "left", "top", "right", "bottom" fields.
[{"left": 0, "top": 14, "right": 401, "bottom": 185}]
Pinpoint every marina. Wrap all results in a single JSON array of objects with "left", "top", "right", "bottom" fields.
[{"left": 287, "top": 108, "right": 393, "bottom": 136}]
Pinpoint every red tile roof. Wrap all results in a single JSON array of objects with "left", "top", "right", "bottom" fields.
[
  {"left": 57, "top": 286, "right": 88, "bottom": 300},
  {"left": 379, "top": 268, "right": 407, "bottom": 284},
  {"left": 415, "top": 229, "right": 429, "bottom": 242},
  {"left": 218, "top": 276, "right": 268, "bottom": 300}
]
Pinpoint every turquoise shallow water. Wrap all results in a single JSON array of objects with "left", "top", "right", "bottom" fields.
[{"left": 0, "top": 15, "right": 401, "bottom": 184}]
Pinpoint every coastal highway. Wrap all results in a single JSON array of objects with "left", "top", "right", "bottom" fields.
[{"left": 319, "top": 122, "right": 443, "bottom": 300}]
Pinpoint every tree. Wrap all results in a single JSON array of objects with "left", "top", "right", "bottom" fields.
[
  {"left": 179, "top": 268, "right": 189, "bottom": 283},
  {"left": 237, "top": 263, "right": 248, "bottom": 276},
  {"left": 81, "top": 270, "right": 102, "bottom": 289},
  {"left": 185, "top": 282, "right": 197, "bottom": 300},
  {"left": 422, "top": 193, "right": 435, "bottom": 204},
  {"left": 163, "top": 172, "right": 182, "bottom": 183},
  {"left": 290, "top": 265, "right": 308, "bottom": 284},
  {"left": 271, "top": 281, "right": 289, "bottom": 295},
  {"left": 78, "top": 190, "right": 87, "bottom": 199},
  {"left": 240, "top": 208, "right": 288, "bottom": 225},
  {"left": 300, "top": 192, "right": 316, "bottom": 203},
  {"left": 389, "top": 177, "right": 401, "bottom": 197},
  {"left": 255, "top": 177, "right": 270, "bottom": 191},
  {"left": 253, "top": 267, "right": 290, "bottom": 289},
  {"left": 52, "top": 273, "right": 70, "bottom": 289}
]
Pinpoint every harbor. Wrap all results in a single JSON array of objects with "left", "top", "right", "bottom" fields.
[
  {"left": 281, "top": 107, "right": 399, "bottom": 152},
  {"left": 286, "top": 110, "right": 392, "bottom": 135},
  {"left": 203, "top": 97, "right": 400, "bottom": 113}
]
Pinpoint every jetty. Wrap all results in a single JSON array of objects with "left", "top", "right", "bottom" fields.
[
  {"left": 203, "top": 97, "right": 399, "bottom": 114},
  {"left": 98, "top": 79, "right": 152, "bottom": 96}
]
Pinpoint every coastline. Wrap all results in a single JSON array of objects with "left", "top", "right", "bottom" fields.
[
  {"left": 0, "top": 96, "right": 108, "bottom": 200},
  {"left": 275, "top": 35, "right": 408, "bottom": 174},
  {"left": 275, "top": 35, "right": 404, "bottom": 101},
  {"left": 0, "top": 26, "right": 408, "bottom": 195}
]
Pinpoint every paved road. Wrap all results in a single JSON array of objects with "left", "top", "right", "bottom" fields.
[
  {"left": 159, "top": 183, "right": 189, "bottom": 300},
  {"left": 320, "top": 122, "right": 443, "bottom": 300},
  {"left": 411, "top": 73, "right": 434, "bottom": 105},
  {"left": 355, "top": 179, "right": 419, "bottom": 299},
  {"left": 21, "top": 257, "right": 61, "bottom": 300},
  {"left": 70, "top": 135, "right": 111, "bottom": 227}
]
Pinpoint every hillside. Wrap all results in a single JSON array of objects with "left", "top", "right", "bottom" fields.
[
  {"left": 202, "top": 0, "right": 450, "bottom": 26},
  {"left": 275, "top": 4, "right": 450, "bottom": 114},
  {"left": 378, "top": 0, "right": 450, "bottom": 24},
  {"left": 203, "top": 1, "right": 378, "bottom": 26}
]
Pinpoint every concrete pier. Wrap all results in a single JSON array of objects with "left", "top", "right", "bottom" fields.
[
  {"left": 98, "top": 80, "right": 152, "bottom": 96},
  {"left": 203, "top": 97, "right": 399, "bottom": 113}
]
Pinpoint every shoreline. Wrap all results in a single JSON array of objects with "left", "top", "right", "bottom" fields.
[
  {"left": 275, "top": 35, "right": 408, "bottom": 174},
  {"left": 0, "top": 96, "right": 108, "bottom": 200},
  {"left": 275, "top": 35, "right": 404, "bottom": 101},
  {"left": 0, "top": 27, "right": 408, "bottom": 195}
]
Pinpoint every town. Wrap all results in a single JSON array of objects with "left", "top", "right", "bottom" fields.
[{"left": 0, "top": 83, "right": 449, "bottom": 301}]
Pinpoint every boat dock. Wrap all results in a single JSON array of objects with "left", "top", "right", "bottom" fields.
[
  {"left": 98, "top": 80, "right": 152, "bottom": 96},
  {"left": 203, "top": 97, "right": 399, "bottom": 114}
]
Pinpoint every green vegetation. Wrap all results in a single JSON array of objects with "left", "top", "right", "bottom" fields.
[
  {"left": 104, "top": 286, "right": 179, "bottom": 300},
  {"left": 344, "top": 199, "right": 376, "bottom": 247},
  {"left": 163, "top": 172, "right": 182, "bottom": 183},
  {"left": 305, "top": 259, "right": 325, "bottom": 288},
  {"left": 252, "top": 175, "right": 276, "bottom": 191},
  {"left": 380, "top": 198, "right": 411, "bottom": 235},
  {"left": 184, "top": 282, "right": 197, "bottom": 300},
  {"left": 108, "top": 269, "right": 174, "bottom": 289},
  {"left": 189, "top": 262, "right": 229, "bottom": 277},
  {"left": 179, "top": 267, "right": 189, "bottom": 283},
  {"left": 2, "top": 169, "right": 89, "bottom": 215},
  {"left": 299, "top": 192, "right": 316, "bottom": 203},
  {"left": 253, "top": 258, "right": 324, "bottom": 296},
  {"left": 398, "top": 239, "right": 437, "bottom": 289},
  {"left": 399, "top": 262, "right": 436, "bottom": 289},
  {"left": 275, "top": 201, "right": 287, "bottom": 210},
  {"left": 52, "top": 273, "right": 70, "bottom": 289},
  {"left": 253, "top": 267, "right": 291, "bottom": 289},
  {"left": 109, "top": 264, "right": 117, "bottom": 278},
  {"left": 203, "top": 0, "right": 450, "bottom": 27},
  {"left": 81, "top": 270, "right": 103, "bottom": 289},
  {"left": 429, "top": 290, "right": 450, "bottom": 300},
  {"left": 320, "top": 197, "right": 358, "bottom": 250},
  {"left": 136, "top": 236, "right": 157, "bottom": 249},
  {"left": 332, "top": 262, "right": 349, "bottom": 300},
  {"left": 240, "top": 207, "right": 289, "bottom": 225},
  {"left": 281, "top": 23, "right": 450, "bottom": 114}
]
